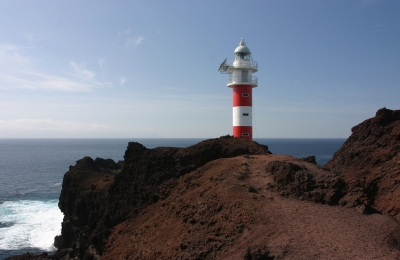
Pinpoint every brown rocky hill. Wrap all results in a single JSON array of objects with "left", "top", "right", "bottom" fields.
[
  {"left": 54, "top": 136, "right": 271, "bottom": 259},
  {"left": 326, "top": 108, "right": 400, "bottom": 219},
  {"left": 103, "top": 154, "right": 400, "bottom": 259}
]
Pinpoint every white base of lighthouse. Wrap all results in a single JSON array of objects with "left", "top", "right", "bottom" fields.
[{"left": 232, "top": 106, "right": 252, "bottom": 140}]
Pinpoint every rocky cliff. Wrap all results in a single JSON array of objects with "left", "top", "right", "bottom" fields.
[
  {"left": 54, "top": 136, "right": 271, "bottom": 259},
  {"left": 326, "top": 108, "right": 400, "bottom": 219}
]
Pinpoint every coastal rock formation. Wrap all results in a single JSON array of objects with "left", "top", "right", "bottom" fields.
[
  {"left": 108, "top": 135, "right": 271, "bottom": 225},
  {"left": 4, "top": 253, "right": 54, "bottom": 260},
  {"left": 266, "top": 160, "right": 347, "bottom": 205},
  {"left": 54, "top": 136, "right": 271, "bottom": 259},
  {"left": 55, "top": 157, "right": 120, "bottom": 258},
  {"left": 326, "top": 108, "right": 400, "bottom": 219}
]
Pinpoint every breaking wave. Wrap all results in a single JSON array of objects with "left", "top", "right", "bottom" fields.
[{"left": 0, "top": 199, "right": 63, "bottom": 251}]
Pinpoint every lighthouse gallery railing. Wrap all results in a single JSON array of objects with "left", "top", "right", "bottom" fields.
[
  {"left": 227, "top": 76, "right": 258, "bottom": 85},
  {"left": 228, "top": 60, "right": 258, "bottom": 70}
]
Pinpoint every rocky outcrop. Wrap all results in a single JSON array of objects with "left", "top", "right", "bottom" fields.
[
  {"left": 326, "top": 108, "right": 400, "bottom": 219},
  {"left": 108, "top": 136, "right": 271, "bottom": 224},
  {"left": 55, "top": 136, "right": 271, "bottom": 259},
  {"left": 266, "top": 160, "right": 347, "bottom": 205},
  {"left": 54, "top": 157, "right": 120, "bottom": 259},
  {"left": 5, "top": 252, "right": 54, "bottom": 260}
]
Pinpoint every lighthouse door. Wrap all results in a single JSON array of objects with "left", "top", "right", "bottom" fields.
[{"left": 242, "top": 70, "right": 248, "bottom": 83}]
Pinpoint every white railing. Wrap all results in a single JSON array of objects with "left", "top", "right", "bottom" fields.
[{"left": 228, "top": 76, "right": 258, "bottom": 85}]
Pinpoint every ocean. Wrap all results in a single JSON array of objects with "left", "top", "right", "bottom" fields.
[{"left": 0, "top": 138, "right": 345, "bottom": 259}]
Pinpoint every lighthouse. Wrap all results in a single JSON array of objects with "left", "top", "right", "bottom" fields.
[{"left": 218, "top": 38, "right": 258, "bottom": 140}]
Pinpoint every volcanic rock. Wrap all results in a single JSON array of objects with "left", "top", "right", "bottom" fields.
[
  {"left": 55, "top": 136, "right": 271, "bottom": 259},
  {"left": 266, "top": 160, "right": 347, "bottom": 204},
  {"left": 102, "top": 154, "right": 400, "bottom": 259},
  {"left": 55, "top": 156, "right": 119, "bottom": 258},
  {"left": 326, "top": 108, "right": 400, "bottom": 219},
  {"left": 5, "top": 253, "right": 54, "bottom": 260}
]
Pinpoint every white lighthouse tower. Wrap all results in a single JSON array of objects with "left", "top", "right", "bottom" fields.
[{"left": 219, "top": 38, "right": 258, "bottom": 140}]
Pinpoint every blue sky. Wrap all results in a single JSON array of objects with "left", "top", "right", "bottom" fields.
[{"left": 0, "top": 0, "right": 399, "bottom": 138}]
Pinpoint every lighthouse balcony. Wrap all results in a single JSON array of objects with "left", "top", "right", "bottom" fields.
[
  {"left": 227, "top": 76, "right": 258, "bottom": 87},
  {"left": 231, "top": 60, "right": 258, "bottom": 72}
]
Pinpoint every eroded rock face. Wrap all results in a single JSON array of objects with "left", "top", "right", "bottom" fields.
[
  {"left": 55, "top": 157, "right": 119, "bottom": 259},
  {"left": 107, "top": 136, "right": 271, "bottom": 225},
  {"left": 266, "top": 161, "right": 347, "bottom": 205},
  {"left": 244, "top": 245, "right": 274, "bottom": 260},
  {"left": 326, "top": 108, "right": 400, "bottom": 219},
  {"left": 56, "top": 136, "right": 271, "bottom": 259}
]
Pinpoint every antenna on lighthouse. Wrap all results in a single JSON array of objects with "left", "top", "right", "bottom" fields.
[{"left": 218, "top": 58, "right": 228, "bottom": 72}]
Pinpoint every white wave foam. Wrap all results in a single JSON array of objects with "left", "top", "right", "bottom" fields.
[{"left": 0, "top": 200, "right": 63, "bottom": 251}]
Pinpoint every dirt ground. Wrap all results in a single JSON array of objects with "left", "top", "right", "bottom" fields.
[{"left": 103, "top": 155, "right": 400, "bottom": 260}]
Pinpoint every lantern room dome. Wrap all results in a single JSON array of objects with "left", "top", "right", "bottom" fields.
[{"left": 234, "top": 38, "right": 251, "bottom": 54}]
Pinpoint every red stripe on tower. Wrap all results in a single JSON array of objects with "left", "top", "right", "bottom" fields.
[{"left": 218, "top": 38, "right": 258, "bottom": 140}]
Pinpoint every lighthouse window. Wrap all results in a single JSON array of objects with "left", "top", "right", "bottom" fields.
[
  {"left": 235, "top": 53, "right": 251, "bottom": 60},
  {"left": 243, "top": 113, "right": 249, "bottom": 116},
  {"left": 242, "top": 93, "right": 249, "bottom": 97},
  {"left": 242, "top": 133, "right": 249, "bottom": 136}
]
